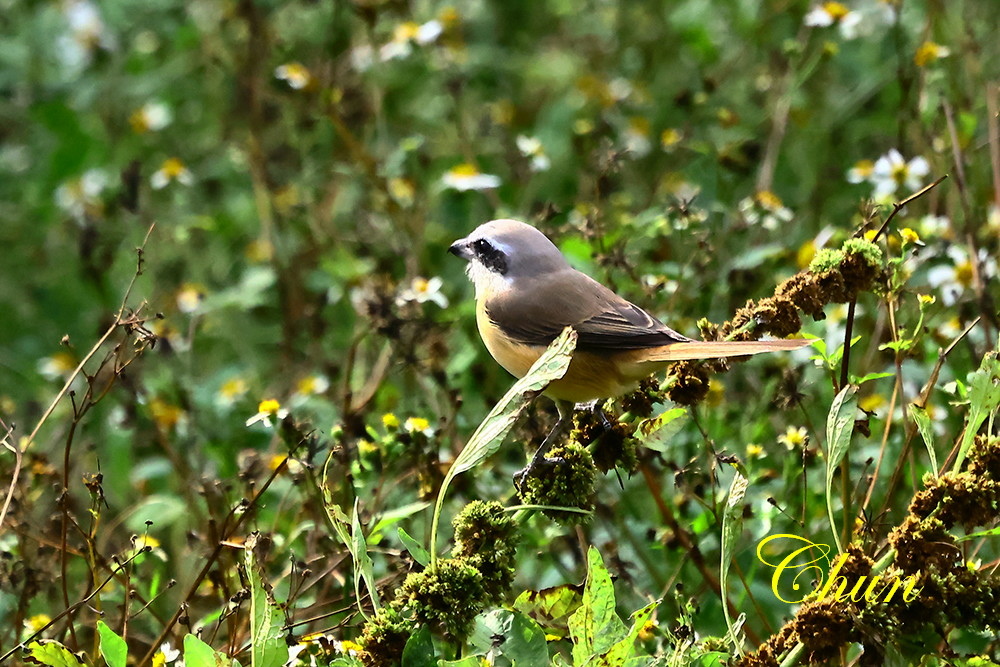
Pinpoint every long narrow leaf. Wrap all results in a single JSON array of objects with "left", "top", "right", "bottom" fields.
[
  {"left": 430, "top": 328, "right": 577, "bottom": 563},
  {"left": 720, "top": 468, "right": 749, "bottom": 655},
  {"left": 824, "top": 385, "right": 858, "bottom": 553},
  {"left": 352, "top": 499, "right": 380, "bottom": 615},
  {"left": 245, "top": 533, "right": 289, "bottom": 667},
  {"left": 449, "top": 328, "right": 577, "bottom": 476},
  {"left": 908, "top": 404, "right": 938, "bottom": 475}
]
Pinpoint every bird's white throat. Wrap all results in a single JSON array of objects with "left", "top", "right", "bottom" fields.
[{"left": 466, "top": 260, "right": 512, "bottom": 299}]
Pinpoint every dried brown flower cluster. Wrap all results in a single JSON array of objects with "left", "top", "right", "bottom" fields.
[
  {"left": 662, "top": 238, "right": 884, "bottom": 406},
  {"left": 739, "top": 437, "right": 1000, "bottom": 666}
]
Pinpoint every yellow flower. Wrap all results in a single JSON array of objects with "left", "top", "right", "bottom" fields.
[
  {"left": 296, "top": 375, "right": 330, "bottom": 396},
  {"left": 821, "top": 1, "right": 850, "bottom": 19},
  {"left": 914, "top": 41, "right": 950, "bottom": 67},
  {"left": 746, "top": 443, "right": 765, "bottom": 459},
  {"left": 442, "top": 163, "right": 501, "bottom": 191},
  {"left": 340, "top": 639, "right": 364, "bottom": 654},
  {"left": 755, "top": 190, "right": 783, "bottom": 211},
  {"left": 25, "top": 614, "right": 52, "bottom": 633},
  {"left": 705, "top": 379, "right": 724, "bottom": 406},
  {"left": 129, "top": 101, "right": 172, "bottom": 133},
  {"left": 37, "top": 351, "right": 77, "bottom": 381},
  {"left": 151, "top": 157, "right": 193, "bottom": 189},
  {"left": 397, "top": 276, "right": 449, "bottom": 308},
  {"left": 777, "top": 425, "right": 808, "bottom": 450},
  {"left": 246, "top": 399, "right": 287, "bottom": 428},
  {"left": 274, "top": 62, "right": 312, "bottom": 89},
  {"left": 175, "top": 283, "right": 205, "bottom": 313},
  {"left": 660, "top": 128, "right": 682, "bottom": 150},
  {"left": 797, "top": 239, "right": 817, "bottom": 270},
  {"left": 847, "top": 159, "right": 874, "bottom": 184},
  {"left": 899, "top": 227, "right": 921, "bottom": 246},
  {"left": 134, "top": 535, "right": 161, "bottom": 550},
  {"left": 149, "top": 398, "right": 184, "bottom": 431},
  {"left": 918, "top": 294, "right": 936, "bottom": 306},
  {"left": 382, "top": 413, "right": 400, "bottom": 430},
  {"left": 404, "top": 416, "right": 431, "bottom": 434},
  {"left": 217, "top": 378, "right": 248, "bottom": 406},
  {"left": 859, "top": 394, "right": 885, "bottom": 412}
]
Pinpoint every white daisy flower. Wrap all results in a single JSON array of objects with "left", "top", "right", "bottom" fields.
[
  {"left": 870, "top": 149, "right": 930, "bottom": 200},
  {"left": 442, "top": 164, "right": 501, "bottom": 191},
  {"left": 151, "top": 158, "right": 194, "bottom": 189},
  {"left": 515, "top": 135, "right": 551, "bottom": 172},
  {"left": 397, "top": 276, "right": 449, "bottom": 308},
  {"left": 55, "top": 169, "right": 106, "bottom": 222}
]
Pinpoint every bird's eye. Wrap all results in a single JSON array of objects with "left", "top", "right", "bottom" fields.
[{"left": 472, "top": 238, "right": 508, "bottom": 275}]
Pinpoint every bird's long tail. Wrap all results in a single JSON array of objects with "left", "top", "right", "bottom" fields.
[{"left": 637, "top": 338, "right": 812, "bottom": 362}]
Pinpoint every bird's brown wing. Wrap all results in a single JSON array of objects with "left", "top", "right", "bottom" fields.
[{"left": 484, "top": 269, "right": 691, "bottom": 351}]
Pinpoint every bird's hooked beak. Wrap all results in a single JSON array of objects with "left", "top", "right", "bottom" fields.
[{"left": 448, "top": 237, "right": 474, "bottom": 261}]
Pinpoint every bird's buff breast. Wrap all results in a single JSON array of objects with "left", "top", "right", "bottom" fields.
[{"left": 475, "top": 302, "right": 665, "bottom": 403}]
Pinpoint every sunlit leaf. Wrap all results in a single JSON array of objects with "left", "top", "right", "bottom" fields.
[
  {"left": 245, "top": 533, "right": 289, "bottom": 667},
  {"left": 97, "top": 621, "right": 128, "bottom": 667},
  {"left": 23, "top": 640, "right": 84, "bottom": 667},
  {"left": 954, "top": 357, "right": 1000, "bottom": 472},
  {"left": 824, "top": 384, "right": 858, "bottom": 553}
]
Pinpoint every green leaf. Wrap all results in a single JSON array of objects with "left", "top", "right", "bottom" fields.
[
  {"left": 825, "top": 385, "right": 858, "bottom": 553},
  {"left": 852, "top": 371, "right": 895, "bottom": 385},
  {"left": 244, "top": 533, "right": 289, "bottom": 667},
  {"left": 438, "top": 658, "right": 480, "bottom": 667},
  {"left": 953, "top": 356, "right": 1000, "bottom": 472},
  {"left": 470, "top": 609, "right": 548, "bottom": 667},
  {"left": 958, "top": 525, "right": 1000, "bottom": 541},
  {"left": 512, "top": 584, "right": 583, "bottom": 639},
  {"left": 720, "top": 469, "right": 749, "bottom": 654},
  {"left": 397, "top": 527, "right": 431, "bottom": 567},
  {"left": 401, "top": 625, "right": 436, "bottom": 667},
  {"left": 908, "top": 405, "right": 938, "bottom": 474},
  {"left": 23, "top": 640, "right": 84, "bottom": 667},
  {"left": 97, "top": 621, "right": 128, "bottom": 667},
  {"left": 183, "top": 634, "right": 231, "bottom": 667},
  {"left": 505, "top": 611, "right": 549, "bottom": 667},
  {"left": 370, "top": 501, "right": 432, "bottom": 543},
  {"left": 600, "top": 600, "right": 657, "bottom": 665},
  {"left": 569, "top": 547, "right": 626, "bottom": 665},
  {"left": 319, "top": 491, "right": 380, "bottom": 618},
  {"left": 450, "top": 328, "right": 577, "bottom": 476},
  {"left": 329, "top": 658, "right": 365, "bottom": 667},
  {"left": 431, "top": 328, "right": 577, "bottom": 562},
  {"left": 635, "top": 406, "right": 687, "bottom": 453},
  {"left": 351, "top": 499, "right": 380, "bottom": 614}
]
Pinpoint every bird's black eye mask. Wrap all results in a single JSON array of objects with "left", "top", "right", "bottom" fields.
[{"left": 473, "top": 238, "right": 508, "bottom": 275}]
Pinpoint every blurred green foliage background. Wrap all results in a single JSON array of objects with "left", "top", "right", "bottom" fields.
[{"left": 1, "top": 0, "right": 998, "bottom": 663}]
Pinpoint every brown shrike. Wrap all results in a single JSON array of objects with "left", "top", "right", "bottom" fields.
[{"left": 449, "top": 219, "right": 809, "bottom": 472}]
